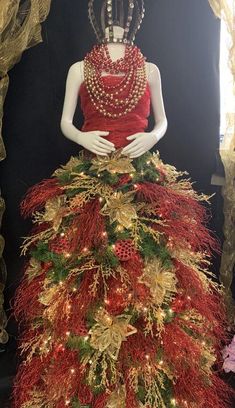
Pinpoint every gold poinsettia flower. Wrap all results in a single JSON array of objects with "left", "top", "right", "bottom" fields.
[
  {"left": 101, "top": 191, "right": 137, "bottom": 229},
  {"left": 89, "top": 308, "right": 137, "bottom": 360},
  {"left": 90, "top": 149, "right": 135, "bottom": 174},
  {"left": 43, "top": 195, "right": 67, "bottom": 231},
  {"left": 139, "top": 258, "right": 177, "bottom": 305},
  {"left": 52, "top": 156, "right": 83, "bottom": 177}
]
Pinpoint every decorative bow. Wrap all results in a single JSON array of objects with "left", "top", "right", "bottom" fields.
[
  {"left": 43, "top": 195, "right": 66, "bottom": 231},
  {"left": 139, "top": 258, "right": 177, "bottom": 305},
  {"left": 89, "top": 308, "right": 137, "bottom": 360},
  {"left": 106, "top": 386, "right": 145, "bottom": 408}
]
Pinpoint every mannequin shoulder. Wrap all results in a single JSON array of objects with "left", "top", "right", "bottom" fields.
[
  {"left": 67, "top": 61, "right": 85, "bottom": 81},
  {"left": 145, "top": 62, "right": 161, "bottom": 84}
]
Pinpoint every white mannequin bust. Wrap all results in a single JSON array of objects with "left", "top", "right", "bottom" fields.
[{"left": 60, "top": 26, "right": 168, "bottom": 158}]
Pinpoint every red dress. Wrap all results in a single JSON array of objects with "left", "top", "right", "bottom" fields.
[
  {"left": 79, "top": 75, "right": 151, "bottom": 149},
  {"left": 12, "top": 76, "right": 233, "bottom": 408}
]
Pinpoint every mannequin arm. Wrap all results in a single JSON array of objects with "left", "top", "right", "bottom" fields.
[
  {"left": 148, "top": 62, "right": 168, "bottom": 142},
  {"left": 122, "top": 62, "right": 168, "bottom": 158},
  {"left": 60, "top": 62, "right": 115, "bottom": 155}
]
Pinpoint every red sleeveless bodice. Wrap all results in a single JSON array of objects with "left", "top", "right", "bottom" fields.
[{"left": 79, "top": 76, "right": 151, "bottom": 149}]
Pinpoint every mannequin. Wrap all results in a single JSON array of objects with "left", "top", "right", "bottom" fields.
[
  {"left": 12, "top": 2, "right": 233, "bottom": 407},
  {"left": 61, "top": 26, "right": 168, "bottom": 157}
]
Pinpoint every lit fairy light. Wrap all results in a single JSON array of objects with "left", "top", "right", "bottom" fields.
[
  {"left": 102, "top": 231, "right": 107, "bottom": 237},
  {"left": 70, "top": 368, "right": 75, "bottom": 374},
  {"left": 60, "top": 232, "right": 65, "bottom": 237},
  {"left": 66, "top": 331, "right": 70, "bottom": 336},
  {"left": 99, "top": 197, "right": 103, "bottom": 202},
  {"left": 145, "top": 354, "right": 150, "bottom": 360},
  {"left": 159, "top": 360, "right": 164, "bottom": 365},
  {"left": 171, "top": 398, "right": 176, "bottom": 406},
  {"left": 83, "top": 247, "right": 88, "bottom": 252},
  {"left": 65, "top": 252, "right": 71, "bottom": 258},
  {"left": 84, "top": 336, "right": 89, "bottom": 341}
]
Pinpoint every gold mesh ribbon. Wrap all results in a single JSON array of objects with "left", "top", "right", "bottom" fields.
[
  {"left": 208, "top": 0, "right": 235, "bottom": 317},
  {"left": 0, "top": 0, "right": 51, "bottom": 343}
]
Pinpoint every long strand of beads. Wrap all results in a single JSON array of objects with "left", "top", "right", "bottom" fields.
[{"left": 84, "top": 44, "right": 147, "bottom": 118}]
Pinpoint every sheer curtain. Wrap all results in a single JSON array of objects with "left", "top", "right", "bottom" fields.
[
  {"left": 209, "top": 0, "right": 235, "bottom": 316},
  {"left": 0, "top": 0, "right": 52, "bottom": 344}
]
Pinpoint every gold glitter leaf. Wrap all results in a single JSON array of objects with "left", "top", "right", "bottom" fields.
[
  {"left": 26, "top": 258, "right": 42, "bottom": 281},
  {"left": 106, "top": 386, "right": 126, "bottom": 408},
  {"left": 52, "top": 155, "right": 84, "bottom": 177}
]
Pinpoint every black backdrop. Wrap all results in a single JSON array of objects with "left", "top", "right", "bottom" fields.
[{"left": 0, "top": 0, "right": 222, "bottom": 402}]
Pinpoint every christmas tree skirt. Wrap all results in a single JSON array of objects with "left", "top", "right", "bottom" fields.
[{"left": 12, "top": 150, "right": 232, "bottom": 408}]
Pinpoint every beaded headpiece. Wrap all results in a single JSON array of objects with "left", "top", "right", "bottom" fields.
[{"left": 88, "top": 0, "right": 145, "bottom": 45}]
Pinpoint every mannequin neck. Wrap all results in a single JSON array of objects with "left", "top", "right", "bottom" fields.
[
  {"left": 104, "top": 25, "right": 126, "bottom": 62},
  {"left": 106, "top": 43, "right": 126, "bottom": 61}
]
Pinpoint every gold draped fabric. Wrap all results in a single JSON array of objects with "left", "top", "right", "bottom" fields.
[
  {"left": 0, "top": 0, "right": 51, "bottom": 343},
  {"left": 208, "top": 0, "right": 235, "bottom": 316}
]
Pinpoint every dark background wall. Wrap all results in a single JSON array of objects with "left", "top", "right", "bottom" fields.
[{"left": 0, "top": 0, "right": 222, "bottom": 403}]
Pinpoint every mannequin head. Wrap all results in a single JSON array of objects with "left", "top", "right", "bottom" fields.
[{"left": 88, "top": 0, "right": 145, "bottom": 45}]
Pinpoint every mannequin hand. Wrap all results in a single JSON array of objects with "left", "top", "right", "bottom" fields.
[
  {"left": 77, "top": 131, "right": 115, "bottom": 156},
  {"left": 122, "top": 132, "right": 158, "bottom": 158}
]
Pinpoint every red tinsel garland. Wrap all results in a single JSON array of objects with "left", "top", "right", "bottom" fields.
[
  {"left": 136, "top": 182, "right": 220, "bottom": 254},
  {"left": 20, "top": 178, "right": 63, "bottom": 218}
]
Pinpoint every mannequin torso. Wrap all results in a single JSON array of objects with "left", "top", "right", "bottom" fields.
[{"left": 61, "top": 33, "right": 168, "bottom": 157}]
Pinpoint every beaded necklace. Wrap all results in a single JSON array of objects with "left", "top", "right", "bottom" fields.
[{"left": 84, "top": 44, "right": 147, "bottom": 118}]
